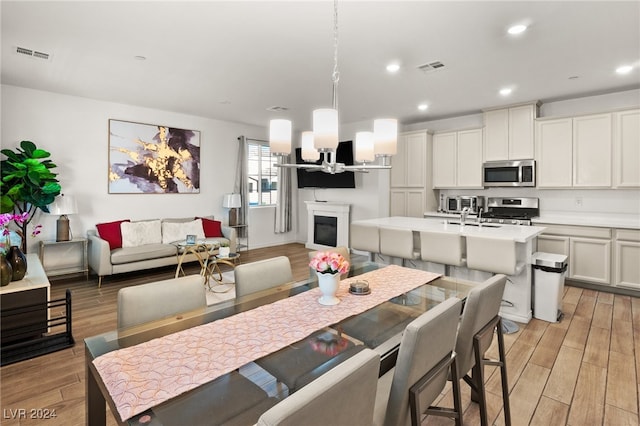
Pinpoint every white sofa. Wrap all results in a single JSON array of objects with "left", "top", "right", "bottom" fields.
[{"left": 88, "top": 217, "right": 236, "bottom": 287}]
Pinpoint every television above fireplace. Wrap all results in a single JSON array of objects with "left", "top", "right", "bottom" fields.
[{"left": 294, "top": 141, "right": 356, "bottom": 189}]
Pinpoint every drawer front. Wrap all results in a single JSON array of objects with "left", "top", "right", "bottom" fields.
[
  {"left": 538, "top": 223, "right": 611, "bottom": 239},
  {"left": 615, "top": 229, "right": 640, "bottom": 242}
]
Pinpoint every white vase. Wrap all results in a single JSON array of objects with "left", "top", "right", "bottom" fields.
[{"left": 317, "top": 272, "right": 340, "bottom": 305}]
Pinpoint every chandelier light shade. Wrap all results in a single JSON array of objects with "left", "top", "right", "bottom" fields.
[
  {"left": 355, "top": 131, "right": 375, "bottom": 163},
  {"left": 312, "top": 108, "right": 339, "bottom": 151},
  {"left": 301, "top": 131, "right": 320, "bottom": 162},
  {"left": 269, "top": 119, "right": 292, "bottom": 155},
  {"left": 373, "top": 118, "right": 398, "bottom": 157},
  {"left": 268, "top": 0, "right": 397, "bottom": 174}
]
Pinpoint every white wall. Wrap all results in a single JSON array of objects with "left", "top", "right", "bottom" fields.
[{"left": 1, "top": 85, "right": 299, "bottom": 253}]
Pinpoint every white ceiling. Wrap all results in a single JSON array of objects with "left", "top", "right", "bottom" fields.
[{"left": 2, "top": 1, "right": 639, "bottom": 132}]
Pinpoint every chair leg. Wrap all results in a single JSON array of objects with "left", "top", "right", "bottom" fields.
[
  {"left": 496, "top": 317, "right": 512, "bottom": 426},
  {"left": 472, "top": 342, "right": 489, "bottom": 426},
  {"left": 450, "top": 357, "right": 463, "bottom": 426}
]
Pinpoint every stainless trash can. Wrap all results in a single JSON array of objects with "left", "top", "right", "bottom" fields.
[{"left": 532, "top": 252, "right": 568, "bottom": 323}]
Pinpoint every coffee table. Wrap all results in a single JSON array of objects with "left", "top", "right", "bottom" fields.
[{"left": 204, "top": 252, "right": 240, "bottom": 293}]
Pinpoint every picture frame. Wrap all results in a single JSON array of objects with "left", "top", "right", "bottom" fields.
[
  {"left": 186, "top": 234, "right": 196, "bottom": 245},
  {"left": 108, "top": 119, "right": 201, "bottom": 194}
]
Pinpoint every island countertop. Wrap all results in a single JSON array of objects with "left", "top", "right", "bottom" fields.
[{"left": 351, "top": 216, "right": 546, "bottom": 243}]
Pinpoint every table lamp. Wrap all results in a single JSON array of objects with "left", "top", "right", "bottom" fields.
[
  {"left": 222, "top": 193, "right": 241, "bottom": 226},
  {"left": 49, "top": 194, "right": 77, "bottom": 241}
]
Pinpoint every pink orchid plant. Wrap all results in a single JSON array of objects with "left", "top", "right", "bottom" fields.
[
  {"left": 0, "top": 213, "right": 41, "bottom": 254},
  {"left": 309, "top": 251, "right": 350, "bottom": 275}
]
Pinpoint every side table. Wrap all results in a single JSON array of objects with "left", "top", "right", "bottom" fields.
[
  {"left": 230, "top": 224, "right": 248, "bottom": 252},
  {"left": 38, "top": 238, "right": 88, "bottom": 279}
]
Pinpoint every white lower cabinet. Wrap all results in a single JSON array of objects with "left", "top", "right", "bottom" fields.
[
  {"left": 569, "top": 237, "right": 611, "bottom": 285},
  {"left": 614, "top": 229, "right": 640, "bottom": 290},
  {"left": 537, "top": 224, "right": 612, "bottom": 286}
]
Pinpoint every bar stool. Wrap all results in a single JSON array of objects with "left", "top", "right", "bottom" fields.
[
  {"left": 419, "top": 231, "right": 465, "bottom": 276},
  {"left": 350, "top": 223, "right": 380, "bottom": 261},
  {"left": 379, "top": 226, "right": 420, "bottom": 267},
  {"left": 465, "top": 235, "right": 524, "bottom": 276},
  {"left": 465, "top": 234, "right": 523, "bottom": 334}
]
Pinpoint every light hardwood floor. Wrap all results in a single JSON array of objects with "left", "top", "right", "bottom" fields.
[{"left": 1, "top": 243, "right": 638, "bottom": 425}]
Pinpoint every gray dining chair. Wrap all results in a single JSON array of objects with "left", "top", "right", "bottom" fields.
[
  {"left": 419, "top": 230, "right": 466, "bottom": 276},
  {"left": 117, "top": 274, "right": 206, "bottom": 329},
  {"left": 374, "top": 297, "right": 463, "bottom": 426},
  {"left": 257, "top": 348, "right": 380, "bottom": 426},
  {"left": 454, "top": 273, "right": 511, "bottom": 426},
  {"left": 350, "top": 222, "right": 380, "bottom": 260},
  {"left": 234, "top": 256, "right": 293, "bottom": 298}
]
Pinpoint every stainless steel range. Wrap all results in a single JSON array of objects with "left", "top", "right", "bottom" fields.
[{"left": 480, "top": 197, "right": 539, "bottom": 226}]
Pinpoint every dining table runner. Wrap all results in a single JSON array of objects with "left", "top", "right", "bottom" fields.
[{"left": 93, "top": 265, "right": 441, "bottom": 422}]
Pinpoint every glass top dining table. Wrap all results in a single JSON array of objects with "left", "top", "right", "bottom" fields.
[{"left": 85, "top": 262, "right": 475, "bottom": 426}]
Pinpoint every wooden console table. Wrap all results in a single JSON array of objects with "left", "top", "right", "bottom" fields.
[{"left": 0, "top": 254, "right": 50, "bottom": 344}]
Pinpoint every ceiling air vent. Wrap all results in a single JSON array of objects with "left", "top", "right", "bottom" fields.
[
  {"left": 266, "top": 106, "right": 289, "bottom": 112},
  {"left": 15, "top": 46, "right": 51, "bottom": 61},
  {"left": 417, "top": 61, "right": 445, "bottom": 74}
]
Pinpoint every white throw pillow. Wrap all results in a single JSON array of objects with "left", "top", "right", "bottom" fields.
[
  {"left": 161, "top": 219, "right": 205, "bottom": 244},
  {"left": 121, "top": 220, "right": 162, "bottom": 247}
]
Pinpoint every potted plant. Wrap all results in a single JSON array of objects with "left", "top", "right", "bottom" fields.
[
  {"left": 309, "top": 251, "right": 350, "bottom": 305},
  {"left": 218, "top": 241, "right": 230, "bottom": 258},
  {"left": 0, "top": 141, "right": 61, "bottom": 252}
]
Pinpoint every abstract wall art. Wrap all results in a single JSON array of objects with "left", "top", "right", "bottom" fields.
[{"left": 108, "top": 119, "right": 201, "bottom": 194}]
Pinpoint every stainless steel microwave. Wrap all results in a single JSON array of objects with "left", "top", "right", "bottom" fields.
[{"left": 483, "top": 159, "right": 535, "bottom": 187}]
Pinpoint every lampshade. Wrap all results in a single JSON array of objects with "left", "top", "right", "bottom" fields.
[
  {"left": 355, "top": 131, "right": 375, "bottom": 163},
  {"left": 269, "top": 119, "right": 292, "bottom": 155},
  {"left": 301, "top": 131, "right": 320, "bottom": 162},
  {"left": 373, "top": 118, "right": 398, "bottom": 156},
  {"left": 49, "top": 194, "right": 77, "bottom": 216},
  {"left": 222, "top": 193, "right": 242, "bottom": 209},
  {"left": 313, "top": 108, "right": 339, "bottom": 151}
]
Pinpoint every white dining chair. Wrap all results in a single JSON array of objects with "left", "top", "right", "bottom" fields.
[
  {"left": 234, "top": 256, "right": 293, "bottom": 298},
  {"left": 117, "top": 274, "right": 206, "bottom": 329},
  {"left": 379, "top": 226, "right": 420, "bottom": 266},
  {"left": 419, "top": 230, "right": 466, "bottom": 275},
  {"left": 257, "top": 348, "right": 381, "bottom": 426},
  {"left": 374, "top": 297, "right": 463, "bottom": 426},
  {"left": 454, "top": 273, "right": 511, "bottom": 426}
]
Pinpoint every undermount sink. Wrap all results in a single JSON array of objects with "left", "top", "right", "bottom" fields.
[{"left": 442, "top": 221, "right": 501, "bottom": 228}]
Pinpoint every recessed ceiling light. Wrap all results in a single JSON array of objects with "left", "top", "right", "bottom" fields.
[
  {"left": 499, "top": 88, "right": 512, "bottom": 96},
  {"left": 507, "top": 24, "right": 527, "bottom": 35},
  {"left": 386, "top": 63, "right": 400, "bottom": 73},
  {"left": 616, "top": 65, "right": 633, "bottom": 74},
  {"left": 418, "top": 104, "right": 428, "bottom": 111}
]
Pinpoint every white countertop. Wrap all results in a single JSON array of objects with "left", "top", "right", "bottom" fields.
[
  {"left": 425, "top": 210, "right": 640, "bottom": 230},
  {"left": 352, "top": 216, "right": 546, "bottom": 243},
  {"left": 0, "top": 254, "right": 50, "bottom": 295}
]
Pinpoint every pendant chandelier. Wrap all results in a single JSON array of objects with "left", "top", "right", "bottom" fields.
[{"left": 269, "top": 0, "right": 397, "bottom": 174}]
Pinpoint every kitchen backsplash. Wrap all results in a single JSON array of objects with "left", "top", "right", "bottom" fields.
[{"left": 441, "top": 188, "right": 640, "bottom": 216}]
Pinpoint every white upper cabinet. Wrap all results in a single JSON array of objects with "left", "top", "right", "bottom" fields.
[
  {"left": 535, "top": 118, "right": 573, "bottom": 187},
  {"left": 536, "top": 111, "right": 622, "bottom": 188},
  {"left": 432, "top": 128, "right": 483, "bottom": 189},
  {"left": 573, "top": 113, "right": 612, "bottom": 187},
  {"left": 613, "top": 109, "right": 640, "bottom": 188},
  {"left": 484, "top": 103, "right": 538, "bottom": 161},
  {"left": 391, "top": 131, "right": 427, "bottom": 188}
]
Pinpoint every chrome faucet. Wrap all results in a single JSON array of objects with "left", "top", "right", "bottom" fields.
[{"left": 460, "top": 207, "right": 470, "bottom": 226}]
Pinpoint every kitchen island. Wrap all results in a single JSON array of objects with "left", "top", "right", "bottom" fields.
[{"left": 350, "top": 216, "right": 547, "bottom": 323}]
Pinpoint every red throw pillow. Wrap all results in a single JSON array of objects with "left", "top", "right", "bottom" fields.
[
  {"left": 199, "top": 218, "right": 223, "bottom": 238},
  {"left": 96, "top": 219, "right": 130, "bottom": 250}
]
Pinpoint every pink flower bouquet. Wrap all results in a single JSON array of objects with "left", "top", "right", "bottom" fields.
[{"left": 309, "top": 251, "right": 350, "bottom": 275}]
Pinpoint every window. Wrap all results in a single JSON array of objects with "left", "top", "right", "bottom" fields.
[{"left": 247, "top": 141, "right": 278, "bottom": 206}]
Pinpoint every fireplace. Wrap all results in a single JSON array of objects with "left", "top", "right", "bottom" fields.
[
  {"left": 314, "top": 216, "right": 337, "bottom": 247},
  {"left": 305, "top": 202, "right": 351, "bottom": 250}
]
